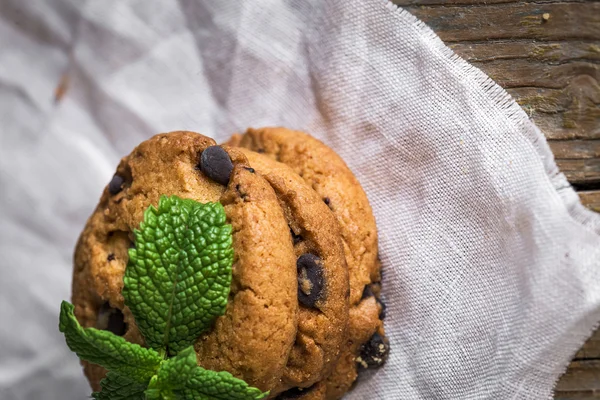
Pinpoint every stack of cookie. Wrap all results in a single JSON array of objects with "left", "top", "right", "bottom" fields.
[{"left": 72, "top": 128, "right": 388, "bottom": 399}]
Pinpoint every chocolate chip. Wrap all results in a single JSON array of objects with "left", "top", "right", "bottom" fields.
[
  {"left": 199, "top": 146, "right": 233, "bottom": 185},
  {"left": 296, "top": 254, "right": 324, "bottom": 308},
  {"left": 257, "top": 148, "right": 265, "bottom": 154},
  {"left": 108, "top": 174, "right": 124, "bottom": 195},
  {"left": 323, "top": 197, "right": 330, "bottom": 205},
  {"left": 275, "top": 385, "right": 316, "bottom": 399},
  {"left": 108, "top": 310, "right": 127, "bottom": 336},
  {"left": 96, "top": 303, "right": 127, "bottom": 336},
  {"left": 379, "top": 298, "right": 387, "bottom": 320},
  {"left": 362, "top": 285, "right": 375, "bottom": 299},
  {"left": 290, "top": 227, "right": 303, "bottom": 245},
  {"left": 244, "top": 167, "right": 255, "bottom": 173},
  {"left": 107, "top": 253, "right": 115, "bottom": 262},
  {"left": 356, "top": 333, "right": 389, "bottom": 369}
]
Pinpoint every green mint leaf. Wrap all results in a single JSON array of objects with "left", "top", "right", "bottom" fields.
[
  {"left": 144, "top": 383, "right": 176, "bottom": 400},
  {"left": 144, "top": 346, "right": 197, "bottom": 399},
  {"left": 156, "top": 346, "right": 199, "bottom": 388},
  {"left": 92, "top": 372, "right": 147, "bottom": 400},
  {"left": 59, "top": 301, "right": 161, "bottom": 383},
  {"left": 175, "top": 366, "right": 269, "bottom": 400},
  {"left": 122, "top": 195, "right": 233, "bottom": 354},
  {"left": 145, "top": 346, "right": 268, "bottom": 400}
]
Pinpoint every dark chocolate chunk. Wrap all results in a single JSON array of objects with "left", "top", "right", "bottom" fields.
[
  {"left": 323, "top": 197, "right": 331, "bottom": 205},
  {"left": 108, "top": 174, "right": 124, "bottom": 195},
  {"left": 357, "top": 333, "right": 389, "bottom": 369},
  {"left": 257, "top": 148, "right": 265, "bottom": 154},
  {"left": 290, "top": 227, "right": 303, "bottom": 245},
  {"left": 296, "top": 254, "right": 324, "bottom": 308},
  {"left": 362, "top": 284, "right": 375, "bottom": 299},
  {"left": 199, "top": 146, "right": 233, "bottom": 185},
  {"left": 244, "top": 167, "right": 255, "bottom": 173},
  {"left": 96, "top": 303, "right": 127, "bottom": 336},
  {"left": 379, "top": 298, "right": 387, "bottom": 320},
  {"left": 275, "top": 385, "right": 316, "bottom": 399},
  {"left": 107, "top": 253, "right": 115, "bottom": 262},
  {"left": 107, "top": 309, "right": 127, "bottom": 336}
]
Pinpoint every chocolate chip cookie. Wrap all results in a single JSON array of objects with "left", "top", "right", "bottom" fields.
[
  {"left": 231, "top": 128, "right": 387, "bottom": 399},
  {"left": 238, "top": 149, "right": 350, "bottom": 395},
  {"left": 72, "top": 131, "right": 298, "bottom": 392}
]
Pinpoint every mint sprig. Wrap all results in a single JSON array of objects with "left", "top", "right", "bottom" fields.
[{"left": 59, "top": 196, "right": 268, "bottom": 400}]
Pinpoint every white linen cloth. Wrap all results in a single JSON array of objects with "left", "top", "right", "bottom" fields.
[{"left": 1, "top": 0, "right": 599, "bottom": 399}]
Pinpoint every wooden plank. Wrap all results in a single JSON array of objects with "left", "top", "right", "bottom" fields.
[
  {"left": 573, "top": 328, "right": 600, "bottom": 360},
  {"left": 547, "top": 141, "right": 600, "bottom": 187},
  {"left": 506, "top": 80, "right": 600, "bottom": 140},
  {"left": 578, "top": 191, "right": 600, "bottom": 212},
  {"left": 556, "top": 329, "right": 600, "bottom": 398},
  {"left": 507, "top": 83, "right": 599, "bottom": 140},
  {"left": 401, "top": 3, "right": 600, "bottom": 42},
  {"left": 555, "top": 159, "right": 600, "bottom": 187},
  {"left": 555, "top": 391, "right": 600, "bottom": 400},
  {"left": 555, "top": 361, "right": 600, "bottom": 392},
  {"left": 449, "top": 41, "right": 600, "bottom": 63},
  {"left": 394, "top": 0, "right": 595, "bottom": 5},
  {"left": 549, "top": 141, "right": 600, "bottom": 186},
  {"left": 549, "top": 141, "right": 600, "bottom": 159},
  {"left": 473, "top": 60, "right": 600, "bottom": 90}
]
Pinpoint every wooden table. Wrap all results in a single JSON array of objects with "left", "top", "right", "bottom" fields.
[{"left": 392, "top": 0, "right": 600, "bottom": 397}]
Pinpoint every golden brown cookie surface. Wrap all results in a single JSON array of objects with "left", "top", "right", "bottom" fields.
[{"left": 72, "top": 131, "right": 298, "bottom": 392}]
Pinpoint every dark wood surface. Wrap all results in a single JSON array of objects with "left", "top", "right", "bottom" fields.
[{"left": 392, "top": 0, "right": 600, "bottom": 397}]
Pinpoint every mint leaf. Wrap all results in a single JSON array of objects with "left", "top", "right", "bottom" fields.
[
  {"left": 92, "top": 372, "right": 147, "bottom": 400},
  {"left": 156, "top": 346, "right": 199, "bottom": 388},
  {"left": 175, "top": 366, "right": 269, "bottom": 400},
  {"left": 59, "top": 301, "right": 161, "bottom": 383},
  {"left": 146, "top": 346, "right": 269, "bottom": 400},
  {"left": 123, "top": 196, "right": 233, "bottom": 354},
  {"left": 143, "top": 346, "right": 197, "bottom": 399}
]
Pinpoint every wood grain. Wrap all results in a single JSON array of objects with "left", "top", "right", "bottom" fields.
[
  {"left": 391, "top": 0, "right": 600, "bottom": 397},
  {"left": 394, "top": 0, "right": 593, "bottom": 5},
  {"left": 579, "top": 190, "right": 600, "bottom": 212},
  {"left": 574, "top": 329, "right": 600, "bottom": 360},
  {"left": 549, "top": 140, "right": 600, "bottom": 187},
  {"left": 452, "top": 41, "right": 600, "bottom": 141},
  {"left": 549, "top": 140, "right": 600, "bottom": 190},
  {"left": 396, "top": 3, "right": 600, "bottom": 41},
  {"left": 555, "top": 360, "right": 600, "bottom": 392}
]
